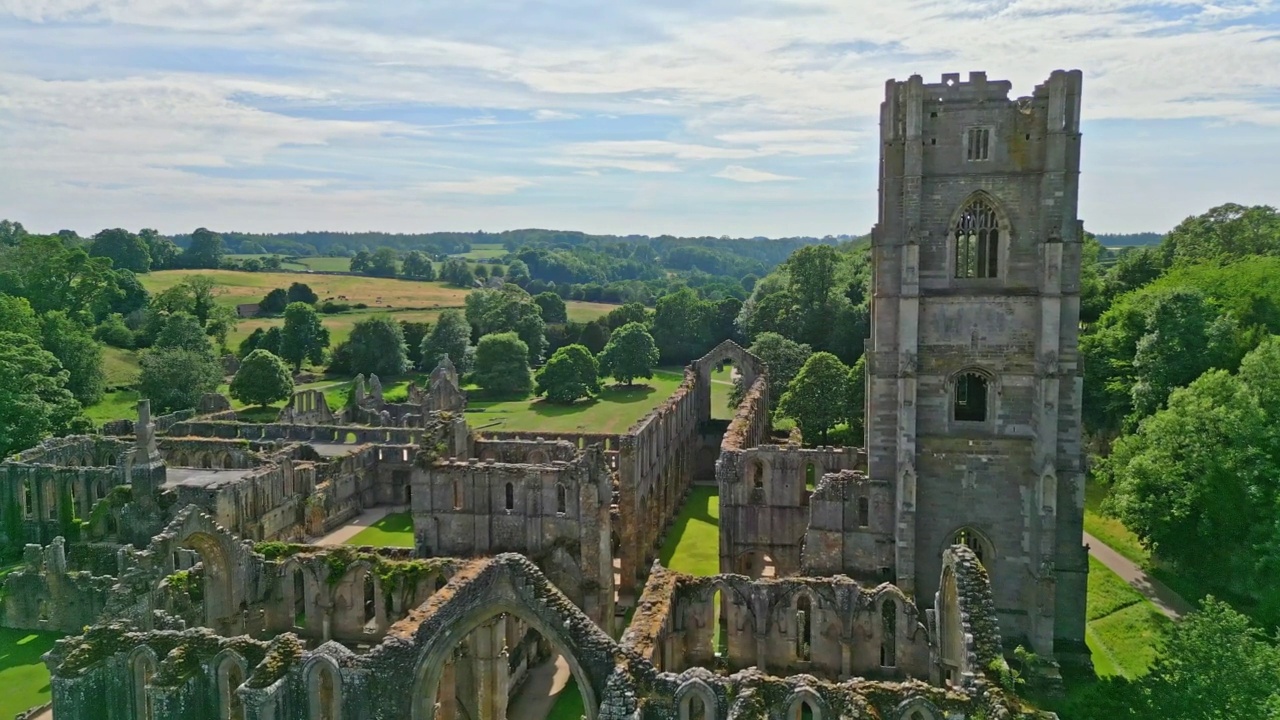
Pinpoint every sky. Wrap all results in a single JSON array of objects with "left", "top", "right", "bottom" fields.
[{"left": 0, "top": 1, "right": 1278, "bottom": 239}]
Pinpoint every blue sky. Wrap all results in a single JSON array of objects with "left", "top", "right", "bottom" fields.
[{"left": 0, "top": 1, "right": 1277, "bottom": 238}]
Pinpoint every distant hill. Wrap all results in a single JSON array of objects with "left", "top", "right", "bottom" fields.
[{"left": 1095, "top": 232, "right": 1163, "bottom": 247}]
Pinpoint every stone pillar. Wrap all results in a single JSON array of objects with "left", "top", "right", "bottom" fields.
[
  {"left": 472, "top": 616, "right": 509, "bottom": 720},
  {"left": 436, "top": 659, "right": 458, "bottom": 720}
]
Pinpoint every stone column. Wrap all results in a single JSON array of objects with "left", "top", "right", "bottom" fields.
[
  {"left": 472, "top": 616, "right": 509, "bottom": 720},
  {"left": 436, "top": 658, "right": 458, "bottom": 720}
]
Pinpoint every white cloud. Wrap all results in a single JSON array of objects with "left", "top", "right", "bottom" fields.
[
  {"left": 713, "top": 165, "right": 800, "bottom": 183},
  {"left": 418, "top": 176, "right": 534, "bottom": 195},
  {"left": 533, "top": 109, "right": 579, "bottom": 121}
]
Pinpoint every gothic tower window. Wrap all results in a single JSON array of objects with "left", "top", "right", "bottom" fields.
[
  {"left": 953, "top": 527, "right": 993, "bottom": 564},
  {"left": 795, "top": 595, "right": 812, "bottom": 662},
  {"left": 555, "top": 483, "right": 568, "bottom": 515},
  {"left": 966, "top": 126, "right": 991, "bottom": 161},
  {"left": 504, "top": 482, "right": 515, "bottom": 511},
  {"left": 953, "top": 197, "right": 1000, "bottom": 278},
  {"left": 953, "top": 372, "right": 988, "bottom": 422}
]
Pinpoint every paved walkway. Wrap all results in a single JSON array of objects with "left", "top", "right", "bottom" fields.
[
  {"left": 1084, "top": 531, "right": 1193, "bottom": 620},
  {"left": 507, "top": 654, "right": 572, "bottom": 720},
  {"left": 312, "top": 505, "right": 407, "bottom": 546}
]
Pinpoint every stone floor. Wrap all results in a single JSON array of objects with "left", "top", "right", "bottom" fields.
[{"left": 507, "top": 654, "right": 572, "bottom": 720}]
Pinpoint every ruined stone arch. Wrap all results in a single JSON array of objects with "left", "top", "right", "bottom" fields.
[
  {"left": 128, "top": 645, "right": 159, "bottom": 720},
  {"left": 895, "top": 696, "right": 943, "bottom": 720},
  {"left": 675, "top": 678, "right": 718, "bottom": 720},
  {"left": 219, "top": 452, "right": 232, "bottom": 469},
  {"left": 304, "top": 655, "right": 343, "bottom": 720},
  {"left": 408, "top": 558, "right": 604, "bottom": 720},
  {"left": 214, "top": 649, "right": 248, "bottom": 720},
  {"left": 528, "top": 449, "right": 550, "bottom": 465},
  {"left": 948, "top": 190, "right": 1012, "bottom": 280},
  {"left": 937, "top": 564, "right": 963, "bottom": 683},
  {"left": 945, "top": 525, "right": 994, "bottom": 567},
  {"left": 873, "top": 588, "right": 907, "bottom": 669},
  {"left": 200, "top": 453, "right": 213, "bottom": 469},
  {"left": 184, "top": 530, "right": 235, "bottom": 629},
  {"left": 783, "top": 687, "right": 825, "bottom": 720}
]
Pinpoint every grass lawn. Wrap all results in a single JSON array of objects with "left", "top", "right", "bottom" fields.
[
  {"left": 295, "top": 257, "right": 356, "bottom": 272},
  {"left": 225, "top": 254, "right": 310, "bottom": 272},
  {"left": 1084, "top": 557, "right": 1171, "bottom": 679},
  {"left": 103, "top": 346, "right": 141, "bottom": 387},
  {"left": 658, "top": 486, "right": 721, "bottom": 575},
  {"left": 83, "top": 388, "right": 141, "bottom": 424},
  {"left": 0, "top": 627, "right": 63, "bottom": 719},
  {"left": 345, "top": 512, "right": 414, "bottom": 548},
  {"left": 546, "top": 677, "right": 585, "bottom": 720},
  {"left": 456, "top": 243, "right": 508, "bottom": 260},
  {"left": 1083, "top": 480, "right": 1149, "bottom": 567},
  {"left": 465, "top": 371, "right": 685, "bottom": 435}
]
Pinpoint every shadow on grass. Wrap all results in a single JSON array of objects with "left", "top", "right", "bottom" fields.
[{"left": 367, "top": 512, "right": 413, "bottom": 534}]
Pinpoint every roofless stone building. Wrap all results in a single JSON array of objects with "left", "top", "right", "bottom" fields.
[{"left": 0, "top": 70, "right": 1083, "bottom": 720}]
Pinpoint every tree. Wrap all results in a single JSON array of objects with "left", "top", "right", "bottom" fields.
[
  {"left": 1161, "top": 203, "right": 1280, "bottom": 267},
  {"left": 786, "top": 244, "right": 841, "bottom": 347},
  {"left": 0, "top": 219, "right": 27, "bottom": 247},
  {"left": 464, "top": 286, "right": 547, "bottom": 364},
  {"left": 400, "top": 320, "right": 430, "bottom": 368},
  {"left": 1130, "top": 288, "right": 1242, "bottom": 420},
  {"left": 778, "top": 352, "right": 852, "bottom": 444},
  {"left": 472, "top": 332, "right": 532, "bottom": 396},
  {"left": 651, "top": 288, "right": 712, "bottom": 363},
  {"left": 580, "top": 319, "right": 610, "bottom": 354},
  {"left": 365, "top": 248, "right": 398, "bottom": 277},
  {"left": 40, "top": 311, "right": 106, "bottom": 406},
  {"left": 401, "top": 250, "right": 435, "bottom": 280},
  {"left": 108, "top": 270, "right": 150, "bottom": 317},
  {"left": 0, "top": 293, "right": 39, "bottom": 338},
  {"left": 420, "top": 310, "right": 471, "bottom": 371},
  {"left": 279, "top": 302, "right": 329, "bottom": 372},
  {"left": 847, "top": 355, "right": 866, "bottom": 440},
  {"left": 89, "top": 228, "right": 151, "bottom": 272},
  {"left": 259, "top": 288, "right": 289, "bottom": 315},
  {"left": 505, "top": 259, "right": 530, "bottom": 286},
  {"left": 155, "top": 312, "right": 211, "bottom": 354},
  {"left": 534, "top": 292, "right": 567, "bottom": 324},
  {"left": 0, "top": 331, "right": 79, "bottom": 458},
  {"left": 238, "top": 327, "right": 266, "bottom": 359},
  {"left": 535, "top": 344, "right": 600, "bottom": 403},
  {"left": 745, "top": 332, "right": 811, "bottom": 410},
  {"left": 0, "top": 235, "right": 116, "bottom": 317},
  {"left": 597, "top": 322, "right": 659, "bottom": 386},
  {"left": 349, "top": 251, "right": 371, "bottom": 274},
  {"left": 183, "top": 227, "right": 225, "bottom": 269},
  {"left": 138, "top": 347, "right": 223, "bottom": 414},
  {"left": 95, "top": 313, "right": 135, "bottom": 349},
  {"left": 440, "top": 258, "right": 475, "bottom": 287},
  {"left": 343, "top": 315, "right": 408, "bottom": 376},
  {"left": 141, "top": 229, "right": 180, "bottom": 270},
  {"left": 258, "top": 326, "right": 283, "bottom": 357},
  {"left": 286, "top": 282, "right": 318, "bottom": 305},
  {"left": 605, "top": 302, "right": 648, "bottom": 329},
  {"left": 230, "top": 350, "right": 295, "bottom": 408}
]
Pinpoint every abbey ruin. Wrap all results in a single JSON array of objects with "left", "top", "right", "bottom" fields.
[{"left": 0, "top": 70, "right": 1085, "bottom": 720}]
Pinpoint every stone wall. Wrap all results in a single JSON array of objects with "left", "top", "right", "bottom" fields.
[{"left": 803, "top": 470, "right": 896, "bottom": 580}]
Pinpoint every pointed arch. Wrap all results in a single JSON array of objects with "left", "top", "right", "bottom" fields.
[
  {"left": 895, "top": 696, "right": 943, "bottom": 720},
  {"left": 948, "top": 367, "right": 995, "bottom": 424},
  {"left": 784, "top": 687, "right": 825, "bottom": 720},
  {"left": 947, "top": 526, "right": 995, "bottom": 566},
  {"left": 675, "top": 678, "right": 718, "bottom": 720},
  {"left": 129, "top": 646, "right": 158, "bottom": 720},
  {"left": 949, "top": 191, "right": 1010, "bottom": 279},
  {"left": 305, "top": 656, "right": 343, "bottom": 720},
  {"left": 214, "top": 650, "right": 247, "bottom": 720}
]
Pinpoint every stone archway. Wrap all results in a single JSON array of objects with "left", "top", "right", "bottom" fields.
[
  {"left": 185, "top": 530, "right": 235, "bottom": 630},
  {"left": 407, "top": 556, "right": 614, "bottom": 720}
]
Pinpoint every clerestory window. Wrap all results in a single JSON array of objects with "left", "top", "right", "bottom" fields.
[
  {"left": 966, "top": 126, "right": 991, "bottom": 161},
  {"left": 954, "top": 372, "right": 988, "bottom": 423},
  {"left": 954, "top": 197, "right": 1000, "bottom": 279}
]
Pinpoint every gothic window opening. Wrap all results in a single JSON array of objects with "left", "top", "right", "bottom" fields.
[
  {"left": 505, "top": 482, "right": 515, "bottom": 511},
  {"left": 880, "top": 599, "right": 897, "bottom": 668},
  {"left": 686, "top": 695, "right": 707, "bottom": 720},
  {"left": 954, "top": 372, "right": 988, "bottom": 422},
  {"left": 21, "top": 480, "right": 32, "bottom": 518},
  {"left": 953, "top": 197, "right": 1000, "bottom": 278},
  {"left": 313, "top": 664, "right": 339, "bottom": 720},
  {"left": 452, "top": 480, "right": 463, "bottom": 510},
  {"left": 556, "top": 483, "right": 567, "bottom": 515},
  {"left": 795, "top": 595, "right": 812, "bottom": 662},
  {"left": 293, "top": 569, "right": 307, "bottom": 628},
  {"left": 966, "top": 126, "right": 991, "bottom": 161},
  {"left": 805, "top": 463, "right": 817, "bottom": 490},
  {"left": 363, "top": 573, "right": 376, "bottom": 625},
  {"left": 793, "top": 698, "right": 818, "bottom": 720},
  {"left": 857, "top": 497, "right": 870, "bottom": 528},
  {"left": 714, "top": 589, "right": 727, "bottom": 657},
  {"left": 134, "top": 653, "right": 156, "bottom": 720},
  {"left": 44, "top": 480, "right": 56, "bottom": 519},
  {"left": 953, "top": 527, "right": 992, "bottom": 564}
]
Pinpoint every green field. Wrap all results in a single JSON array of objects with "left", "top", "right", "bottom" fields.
[
  {"left": 466, "top": 371, "right": 685, "bottom": 435},
  {"left": 345, "top": 512, "right": 414, "bottom": 548},
  {"left": 295, "top": 257, "right": 356, "bottom": 272},
  {"left": 547, "top": 677, "right": 585, "bottom": 720},
  {"left": 103, "top": 346, "right": 141, "bottom": 387},
  {"left": 659, "top": 486, "right": 721, "bottom": 575},
  {"left": 225, "top": 254, "right": 310, "bottom": 272},
  {"left": 0, "top": 627, "right": 63, "bottom": 719},
  {"left": 456, "top": 243, "right": 508, "bottom": 260},
  {"left": 1083, "top": 481, "right": 1149, "bottom": 567},
  {"left": 1084, "top": 557, "right": 1171, "bottom": 678},
  {"left": 141, "top": 270, "right": 472, "bottom": 311}
]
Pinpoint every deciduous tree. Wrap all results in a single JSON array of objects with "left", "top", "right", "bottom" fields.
[
  {"left": 0, "top": 331, "right": 79, "bottom": 457},
  {"left": 535, "top": 344, "right": 600, "bottom": 404},
  {"left": 138, "top": 347, "right": 223, "bottom": 415},
  {"left": 230, "top": 350, "right": 295, "bottom": 408},
  {"left": 343, "top": 315, "right": 408, "bottom": 376},
  {"left": 597, "top": 322, "right": 658, "bottom": 386},
  {"left": 286, "top": 282, "right": 318, "bottom": 305},
  {"left": 744, "top": 332, "right": 811, "bottom": 410},
  {"left": 778, "top": 352, "right": 851, "bottom": 445},
  {"left": 534, "top": 291, "right": 567, "bottom": 324},
  {"left": 420, "top": 310, "right": 471, "bottom": 371},
  {"left": 280, "top": 302, "right": 329, "bottom": 372},
  {"left": 183, "top": 227, "right": 225, "bottom": 269},
  {"left": 40, "top": 311, "right": 106, "bottom": 406},
  {"left": 89, "top": 228, "right": 151, "bottom": 273},
  {"left": 472, "top": 332, "right": 532, "bottom": 396}
]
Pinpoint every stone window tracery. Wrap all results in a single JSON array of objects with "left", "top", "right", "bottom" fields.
[
  {"left": 952, "top": 527, "right": 992, "bottom": 564},
  {"left": 953, "top": 197, "right": 1000, "bottom": 278}
]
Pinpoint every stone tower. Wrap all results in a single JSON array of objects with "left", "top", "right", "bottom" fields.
[{"left": 867, "top": 70, "right": 1088, "bottom": 659}]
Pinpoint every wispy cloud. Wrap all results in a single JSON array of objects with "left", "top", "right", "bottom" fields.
[
  {"left": 714, "top": 165, "right": 800, "bottom": 183},
  {"left": 419, "top": 176, "right": 534, "bottom": 196}
]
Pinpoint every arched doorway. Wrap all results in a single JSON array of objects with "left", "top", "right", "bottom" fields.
[
  {"left": 411, "top": 602, "right": 598, "bottom": 720},
  {"left": 182, "top": 531, "right": 234, "bottom": 631}
]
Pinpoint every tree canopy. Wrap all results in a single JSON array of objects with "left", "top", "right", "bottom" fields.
[
  {"left": 0, "top": 331, "right": 79, "bottom": 459},
  {"left": 472, "top": 332, "right": 532, "bottom": 396},
  {"left": 89, "top": 228, "right": 151, "bottom": 273},
  {"left": 597, "top": 322, "right": 659, "bottom": 386},
  {"left": 230, "top": 350, "right": 295, "bottom": 408},
  {"left": 138, "top": 347, "right": 222, "bottom": 415},
  {"left": 341, "top": 315, "right": 408, "bottom": 377},
  {"left": 535, "top": 344, "right": 600, "bottom": 404},
  {"left": 778, "top": 352, "right": 852, "bottom": 445},
  {"left": 279, "top": 302, "right": 329, "bottom": 372},
  {"left": 420, "top": 310, "right": 471, "bottom": 372}
]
